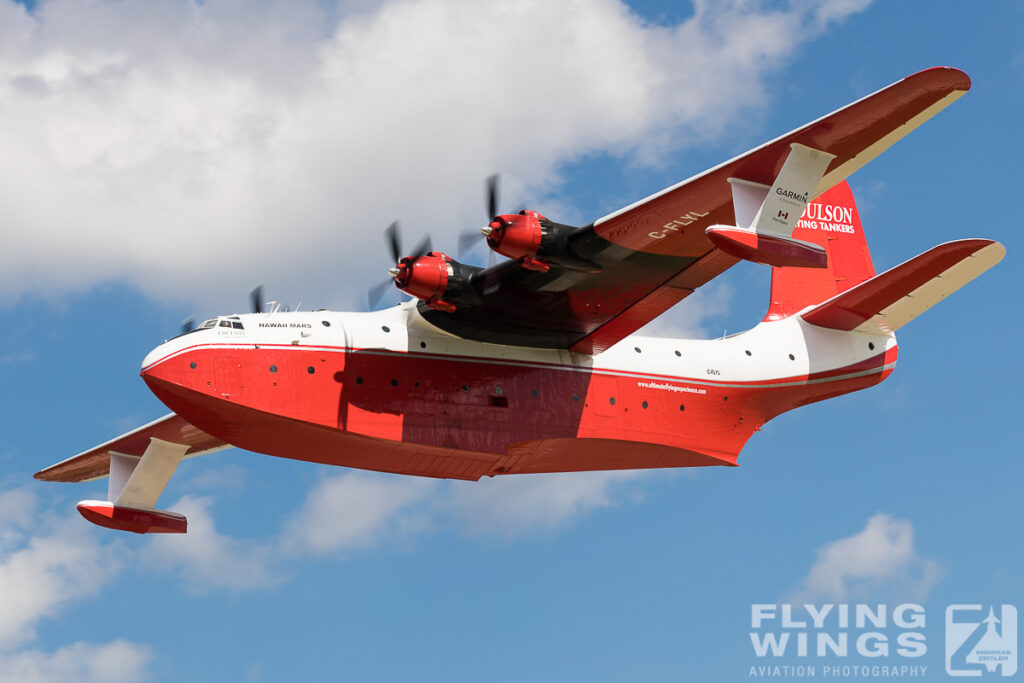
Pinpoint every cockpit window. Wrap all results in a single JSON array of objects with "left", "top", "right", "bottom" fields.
[
  {"left": 198, "top": 319, "right": 216, "bottom": 330},
  {"left": 232, "top": 321, "right": 243, "bottom": 329},
  {"left": 219, "top": 320, "right": 231, "bottom": 328}
]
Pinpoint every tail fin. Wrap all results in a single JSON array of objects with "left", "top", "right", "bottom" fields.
[{"left": 764, "top": 181, "right": 874, "bottom": 321}]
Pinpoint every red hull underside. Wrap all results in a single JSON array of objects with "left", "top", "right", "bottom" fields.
[
  {"left": 144, "top": 374, "right": 735, "bottom": 481},
  {"left": 141, "top": 344, "right": 895, "bottom": 480}
]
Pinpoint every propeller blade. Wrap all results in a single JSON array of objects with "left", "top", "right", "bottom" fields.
[
  {"left": 385, "top": 221, "right": 401, "bottom": 264},
  {"left": 250, "top": 285, "right": 264, "bottom": 314},
  {"left": 366, "top": 278, "right": 395, "bottom": 309},
  {"left": 409, "top": 234, "right": 432, "bottom": 260},
  {"left": 458, "top": 229, "right": 483, "bottom": 256},
  {"left": 181, "top": 318, "right": 195, "bottom": 335},
  {"left": 486, "top": 173, "right": 499, "bottom": 219}
]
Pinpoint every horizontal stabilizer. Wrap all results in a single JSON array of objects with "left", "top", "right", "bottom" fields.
[
  {"left": 35, "top": 413, "right": 228, "bottom": 483},
  {"left": 801, "top": 239, "right": 1005, "bottom": 332}
]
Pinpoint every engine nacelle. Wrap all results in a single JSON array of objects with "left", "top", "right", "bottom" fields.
[
  {"left": 484, "top": 211, "right": 550, "bottom": 272},
  {"left": 393, "top": 251, "right": 457, "bottom": 312}
]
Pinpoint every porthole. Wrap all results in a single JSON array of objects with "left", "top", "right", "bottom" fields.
[
  {"left": 307, "top": 366, "right": 315, "bottom": 375},
  {"left": 745, "top": 350, "right": 752, "bottom": 356},
  {"left": 530, "top": 389, "right": 538, "bottom": 398},
  {"left": 190, "top": 362, "right": 197, "bottom": 369},
  {"left": 573, "top": 394, "right": 580, "bottom": 402},
  {"left": 609, "top": 397, "right": 616, "bottom": 405},
  {"left": 414, "top": 381, "right": 420, "bottom": 387},
  {"left": 788, "top": 354, "right": 795, "bottom": 361},
  {"left": 868, "top": 342, "right": 875, "bottom": 351},
  {"left": 642, "top": 401, "right": 648, "bottom": 409},
  {"left": 461, "top": 384, "right": 468, "bottom": 392},
  {"left": 321, "top": 320, "right": 330, "bottom": 327},
  {"left": 495, "top": 386, "right": 504, "bottom": 395},
  {"left": 356, "top": 376, "right": 364, "bottom": 385},
  {"left": 333, "top": 371, "right": 344, "bottom": 382},
  {"left": 420, "top": 341, "right": 426, "bottom": 349},
  {"left": 390, "top": 378, "right": 398, "bottom": 387},
  {"left": 674, "top": 350, "right": 681, "bottom": 357},
  {"left": 382, "top": 325, "right": 391, "bottom": 333},
  {"left": 679, "top": 404, "right": 685, "bottom": 412},
  {"left": 634, "top": 346, "right": 642, "bottom": 354},
  {"left": 269, "top": 365, "right": 277, "bottom": 373},
  {"left": 723, "top": 396, "right": 728, "bottom": 402}
]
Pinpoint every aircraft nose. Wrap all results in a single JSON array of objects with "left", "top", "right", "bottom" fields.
[{"left": 141, "top": 342, "right": 173, "bottom": 374}]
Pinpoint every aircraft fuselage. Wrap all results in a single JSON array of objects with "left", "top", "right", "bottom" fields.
[{"left": 140, "top": 301, "right": 897, "bottom": 480}]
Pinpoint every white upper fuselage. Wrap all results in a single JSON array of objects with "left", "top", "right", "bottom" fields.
[{"left": 142, "top": 299, "right": 896, "bottom": 389}]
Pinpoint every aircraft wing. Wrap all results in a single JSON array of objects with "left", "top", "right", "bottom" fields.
[
  {"left": 35, "top": 413, "right": 228, "bottom": 483},
  {"left": 419, "top": 67, "right": 972, "bottom": 353}
]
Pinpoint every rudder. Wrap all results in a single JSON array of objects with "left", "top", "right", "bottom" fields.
[{"left": 764, "top": 181, "right": 874, "bottom": 321}]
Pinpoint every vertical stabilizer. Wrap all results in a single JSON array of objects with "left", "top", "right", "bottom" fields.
[{"left": 764, "top": 181, "right": 874, "bottom": 321}]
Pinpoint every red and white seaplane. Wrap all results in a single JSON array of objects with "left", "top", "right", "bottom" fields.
[{"left": 38, "top": 67, "right": 1004, "bottom": 534}]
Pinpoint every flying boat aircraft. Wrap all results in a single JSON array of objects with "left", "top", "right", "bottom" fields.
[{"left": 37, "top": 67, "right": 1004, "bottom": 534}]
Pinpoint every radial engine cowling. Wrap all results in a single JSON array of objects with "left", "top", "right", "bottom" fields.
[
  {"left": 484, "top": 211, "right": 549, "bottom": 272},
  {"left": 393, "top": 251, "right": 457, "bottom": 312}
]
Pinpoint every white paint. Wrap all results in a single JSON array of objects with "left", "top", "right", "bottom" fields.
[
  {"left": 106, "top": 453, "right": 140, "bottom": 504},
  {"left": 751, "top": 143, "right": 835, "bottom": 237},
  {"left": 114, "top": 438, "right": 189, "bottom": 510},
  {"left": 856, "top": 242, "right": 1006, "bottom": 333},
  {"left": 142, "top": 299, "right": 896, "bottom": 389}
]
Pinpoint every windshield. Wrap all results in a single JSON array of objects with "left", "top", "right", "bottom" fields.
[{"left": 168, "top": 317, "right": 243, "bottom": 341}]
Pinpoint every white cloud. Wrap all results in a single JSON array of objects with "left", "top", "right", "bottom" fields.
[
  {"left": 0, "top": 486, "right": 151, "bottom": 680},
  {"left": 142, "top": 494, "right": 279, "bottom": 591},
  {"left": 0, "top": 640, "right": 152, "bottom": 683},
  {"left": 0, "top": 488, "right": 119, "bottom": 650},
  {"left": 788, "top": 513, "right": 943, "bottom": 603},
  {"left": 0, "top": 351, "right": 34, "bottom": 365},
  {"left": 280, "top": 468, "right": 647, "bottom": 551},
  {"left": 443, "top": 470, "right": 644, "bottom": 538},
  {"left": 282, "top": 470, "right": 434, "bottom": 556},
  {"left": 0, "top": 0, "right": 873, "bottom": 311},
  {"left": 637, "top": 280, "right": 735, "bottom": 340}
]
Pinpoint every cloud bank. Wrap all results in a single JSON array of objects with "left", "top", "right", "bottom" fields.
[
  {"left": 0, "top": 487, "right": 153, "bottom": 681},
  {"left": 0, "top": 0, "right": 871, "bottom": 313}
]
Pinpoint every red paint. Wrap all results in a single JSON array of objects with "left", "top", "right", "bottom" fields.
[
  {"left": 802, "top": 239, "right": 996, "bottom": 330},
  {"left": 139, "top": 342, "right": 892, "bottom": 480},
  {"left": 706, "top": 227, "right": 827, "bottom": 268},
  {"left": 35, "top": 413, "right": 225, "bottom": 483},
  {"left": 77, "top": 501, "right": 187, "bottom": 534},
  {"left": 594, "top": 67, "right": 970, "bottom": 258},
  {"left": 486, "top": 212, "right": 545, "bottom": 266},
  {"left": 764, "top": 181, "right": 874, "bottom": 321},
  {"left": 394, "top": 251, "right": 455, "bottom": 312}
]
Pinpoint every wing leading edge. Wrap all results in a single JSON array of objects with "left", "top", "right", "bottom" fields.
[{"left": 35, "top": 413, "right": 228, "bottom": 483}]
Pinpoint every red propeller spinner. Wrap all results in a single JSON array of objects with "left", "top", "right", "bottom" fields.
[
  {"left": 481, "top": 210, "right": 549, "bottom": 272},
  {"left": 389, "top": 251, "right": 456, "bottom": 313}
]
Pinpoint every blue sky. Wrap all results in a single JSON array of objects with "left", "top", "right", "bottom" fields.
[{"left": 0, "top": 1, "right": 1021, "bottom": 681}]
